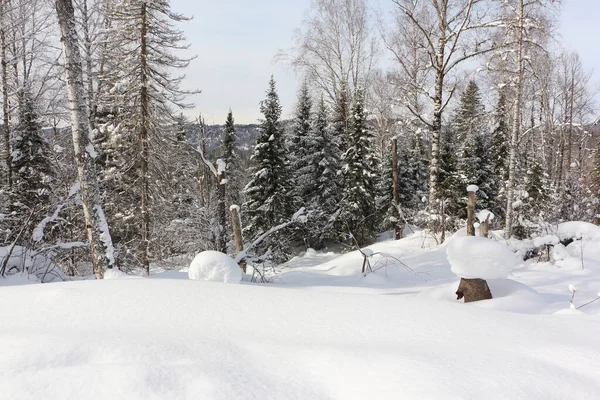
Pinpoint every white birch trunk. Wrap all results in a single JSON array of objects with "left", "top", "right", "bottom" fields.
[
  {"left": 504, "top": 0, "right": 524, "bottom": 239},
  {"left": 55, "top": 0, "right": 115, "bottom": 278}
]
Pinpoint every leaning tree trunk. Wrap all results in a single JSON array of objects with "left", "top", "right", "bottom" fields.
[
  {"left": 55, "top": 0, "right": 114, "bottom": 279},
  {"left": 457, "top": 188, "right": 492, "bottom": 302}
]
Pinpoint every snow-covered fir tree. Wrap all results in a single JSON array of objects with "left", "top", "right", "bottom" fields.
[
  {"left": 243, "top": 76, "right": 294, "bottom": 260},
  {"left": 453, "top": 81, "right": 485, "bottom": 143},
  {"left": 222, "top": 110, "right": 242, "bottom": 210},
  {"left": 437, "top": 128, "right": 462, "bottom": 222},
  {"left": 10, "top": 89, "right": 54, "bottom": 236},
  {"left": 335, "top": 87, "right": 378, "bottom": 245},
  {"left": 312, "top": 95, "right": 342, "bottom": 246},
  {"left": 288, "top": 81, "right": 314, "bottom": 208},
  {"left": 491, "top": 91, "right": 509, "bottom": 221},
  {"left": 99, "top": 0, "right": 195, "bottom": 273},
  {"left": 452, "top": 81, "right": 500, "bottom": 218},
  {"left": 397, "top": 135, "right": 429, "bottom": 222}
]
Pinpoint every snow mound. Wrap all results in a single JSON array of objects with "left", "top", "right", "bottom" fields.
[
  {"left": 447, "top": 236, "right": 520, "bottom": 279},
  {"left": 419, "top": 279, "right": 547, "bottom": 314},
  {"left": 556, "top": 221, "right": 600, "bottom": 242},
  {"left": 188, "top": 251, "right": 242, "bottom": 283},
  {"left": 103, "top": 268, "right": 141, "bottom": 280}
]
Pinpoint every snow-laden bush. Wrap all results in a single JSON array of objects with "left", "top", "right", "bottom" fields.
[
  {"left": 0, "top": 246, "right": 66, "bottom": 283},
  {"left": 188, "top": 251, "right": 242, "bottom": 283},
  {"left": 556, "top": 221, "right": 600, "bottom": 242},
  {"left": 447, "top": 236, "right": 520, "bottom": 279}
]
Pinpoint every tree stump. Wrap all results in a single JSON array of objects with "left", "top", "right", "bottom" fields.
[
  {"left": 456, "top": 278, "right": 492, "bottom": 303},
  {"left": 230, "top": 205, "right": 246, "bottom": 273},
  {"left": 479, "top": 215, "right": 490, "bottom": 238}
]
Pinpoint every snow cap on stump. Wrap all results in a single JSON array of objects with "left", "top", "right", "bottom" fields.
[
  {"left": 466, "top": 184, "right": 479, "bottom": 193},
  {"left": 188, "top": 251, "right": 242, "bottom": 283},
  {"left": 447, "top": 236, "right": 519, "bottom": 280}
]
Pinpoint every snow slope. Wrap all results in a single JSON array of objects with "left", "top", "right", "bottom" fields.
[
  {"left": 2, "top": 228, "right": 600, "bottom": 399},
  {"left": 1, "top": 277, "right": 600, "bottom": 399}
]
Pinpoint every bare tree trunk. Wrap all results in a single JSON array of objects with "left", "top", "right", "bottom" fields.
[
  {"left": 80, "top": 0, "right": 95, "bottom": 126},
  {"left": 230, "top": 205, "right": 245, "bottom": 272},
  {"left": 467, "top": 190, "right": 476, "bottom": 237},
  {"left": 216, "top": 168, "right": 227, "bottom": 253},
  {"left": 504, "top": 0, "right": 524, "bottom": 240},
  {"left": 0, "top": 11, "right": 11, "bottom": 189},
  {"left": 139, "top": 1, "right": 150, "bottom": 275},
  {"left": 197, "top": 116, "right": 206, "bottom": 207},
  {"left": 391, "top": 137, "right": 403, "bottom": 239},
  {"left": 567, "top": 73, "right": 575, "bottom": 180},
  {"left": 55, "top": 0, "right": 114, "bottom": 279}
]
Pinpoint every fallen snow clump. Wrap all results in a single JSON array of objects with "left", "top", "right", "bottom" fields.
[
  {"left": 188, "top": 251, "right": 242, "bottom": 283},
  {"left": 447, "top": 236, "right": 520, "bottom": 279}
]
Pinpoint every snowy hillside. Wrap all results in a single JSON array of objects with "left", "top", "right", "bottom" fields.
[{"left": 3, "top": 228, "right": 600, "bottom": 399}]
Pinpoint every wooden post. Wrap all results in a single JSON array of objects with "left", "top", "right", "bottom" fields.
[
  {"left": 230, "top": 205, "right": 246, "bottom": 273},
  {"left": 467, "top": 188, "right": 476, "bottom": 237},
  {"left": 458, "top": 187, "right": 493, "bottom": 303},
  {"left": 391, "top": 137, "right": 403, "bottom": 240}
]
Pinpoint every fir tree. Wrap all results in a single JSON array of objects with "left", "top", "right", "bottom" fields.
[
  {"left": 243, "top": 76, "right": 294, "bottom": 258},
  {"left": 454, "top": 81, "right": 485, "bottom": 142},
  {"left": 438, "top": 128, "right": 463, "bottom": 220},
  {"left": 313, "top": 96, "right": 342, "bottom": 245},
  {"left": 492, "top": 91, "right": 509, "bottom": 182},
  {"left": 397, "top": 135, "right": 429, "bottom": 221},
  {"left": 288, "top": 81, "right": 314, "bottom": 207},
  {"left": 222, "top": 109, "right": 241, "bottom": 209},
  {"left": 11, "top": 89, "right": 53, "bottom": 228},
  {"left": 523, "top": 159, "right": 548, "bottom": 220},
  {"left": 461, "top": 133, "right": 499, "bottom": 214},
  {"left": 335, "top": 87, "right": 378, "bottom": 245},
  {"left": 491, "top": 91, "right": 509, "bottom": 221}
]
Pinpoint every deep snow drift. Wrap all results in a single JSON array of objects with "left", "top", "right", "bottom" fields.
[
  {"left": 2, "top": 279, "right": 600, "bottom": 400},
  {"left": 2, "top": 223, "right": 600, "bottom": 399}
]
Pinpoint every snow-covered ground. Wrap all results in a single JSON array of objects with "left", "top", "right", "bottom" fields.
[{"left": 2, "top": 225, "right": 600, "bottom": 399}]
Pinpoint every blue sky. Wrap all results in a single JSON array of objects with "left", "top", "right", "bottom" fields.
[{"left": 172, "top": 0, "right": 599, "bottom": 124}]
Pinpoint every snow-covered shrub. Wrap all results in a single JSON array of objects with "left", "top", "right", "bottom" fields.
[
  {"left": 188, "top": 251, "right": 242, "bottom": 283},
  {"left": 0, "top": 246, "right": 66, "bottom": 283}
]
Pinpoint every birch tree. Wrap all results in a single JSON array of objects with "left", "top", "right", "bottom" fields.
[
  {"left": 55, "top": 0, "right": 114, "bottom": 278},
  {"left": 280, "top": 0, "right": 378, "bottom": 102},
  {"left": 489, "top": 0, "right": 557, "bottom": 237},
  {"left": 391, "top": 0, "right": 498, "bottom": 210}
]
